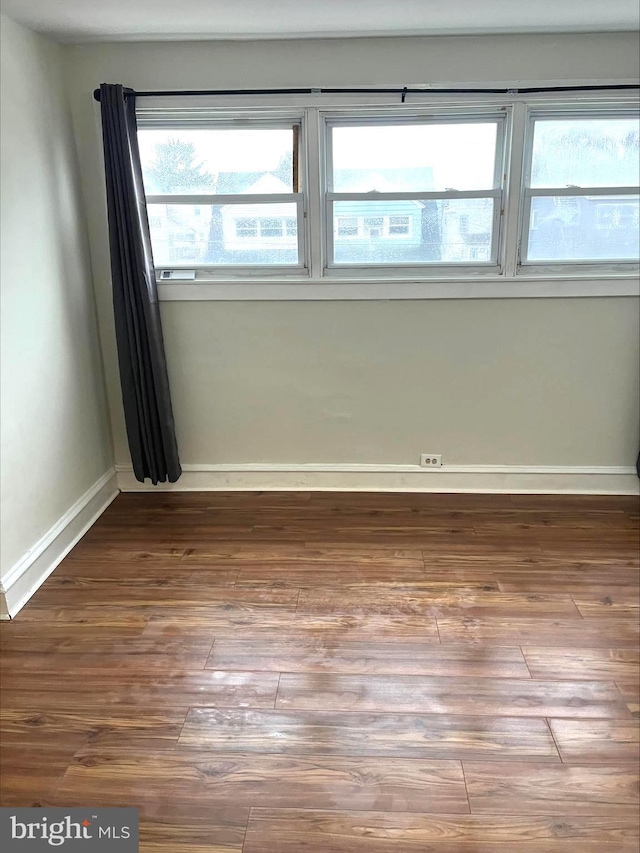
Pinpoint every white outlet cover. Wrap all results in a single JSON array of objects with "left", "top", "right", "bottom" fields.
[{"left": 420, "top": 454, "right": 443, "bottom": 468}]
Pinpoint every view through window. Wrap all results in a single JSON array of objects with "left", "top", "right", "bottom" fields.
[
  {"left": 524, "top": 117, "right": 639, "bottom": 262},
  {"left": 138, "top": 126, "right": 301, "bottom": 266},
  {"left": 329, "top": 121, "right": 500, "bottom": 265},
  {"left": 137, "top": 105, "right": 639, "bottom": 278}
]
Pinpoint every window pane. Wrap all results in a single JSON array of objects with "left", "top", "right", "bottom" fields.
[
  {"left": 148, "top": 203, "right": 299, "bottom": 265},
  {"left": 139, "top": 128, "right": 296, "bottom": 194},
  {"left": 331, "top": 123, "right": 498, "bottom": 192},
  {"left": 530, "top": 119, "right": 640, "bottom": 189},
  {"left": 527, "top": 195, "right": 639, "bottom": 261},
  {"left": 333, "top": 199, "right": 495, "bottom": 264}
]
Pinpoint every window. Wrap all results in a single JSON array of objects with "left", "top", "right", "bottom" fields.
[
  {"left": 236, "top": 218, "right": 258, "bottom": 238},
  {"left": 522, "top": 115, "right": 640, "bottom": 263},
  {"left": 259, "top": 218, "right": 283, "bottom": 237},
  {"left": 138, "top": 123, "right": 304, "bottom": 269},
  {"left": 334, "top": 214, "right": 413, "bottom": 241},
  {"left": 136, "top": 99, "right": 638, "bottom": 291},
  {"left": 326, "top": 118, "right": 503, "bottom": 268},
  {"left": 234, "top": 217, "right": 299, "bottom": 239},
  {"left": 337, "top": 216, "right": 359, "bottom": 237},
  {"left": 388, "top": 215, "right": 410, "bottom": 236},
  {"left": 284, "top": 217, "right": 298, "bottom": 236},
  {"left": 596, "top": 203, "right": 640, "bottom": 230},
  {"left": 364, "top": 217, "right": 384, "bottom": 237}
]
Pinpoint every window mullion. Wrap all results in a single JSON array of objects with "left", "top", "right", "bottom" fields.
[
  {"left": 503, "top": 101, "right": 528, "bottom": 277},
  {"left": 305, "top": 107, "right": 324, "bottom": 278}
]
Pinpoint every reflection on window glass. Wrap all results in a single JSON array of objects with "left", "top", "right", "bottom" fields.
[
  {"left": 138, "top": 128, "right": 296, "bottom": 194},
  {"left": 331, "top": 122, "right": 498, "bottom": 192},
  {"left": 527, "top": 195, "right": 639, "bottom": 261},
  {"left": 530, "top": 119, "right": 640, "bottom": 189},
  {"left": 333, "top": 199, "right": 494, "bottom": 264},
  {"left": 148, "top": 203, "right": 299, "bottom": 265}
]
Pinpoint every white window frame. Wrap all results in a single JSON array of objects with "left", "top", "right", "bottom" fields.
[
  {"left": 323, "top": 112, "right": 507, "bottom": 278},
  {"left": 517, "top": 106, "right": 640, "bottom": 275},
  {"left": 138, "top": 113, "right": 308, "bottom": 278},
  {"left": 132, "top": 94, "right": 639, "bottom": 300}
]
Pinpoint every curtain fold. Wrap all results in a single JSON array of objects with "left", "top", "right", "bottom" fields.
[{"left": 99, "top": 83, "right": 181, "bottom": 484}]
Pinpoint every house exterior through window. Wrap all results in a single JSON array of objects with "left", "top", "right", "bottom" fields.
[{"left": 136, "top": 101, "right": 639, "bottom": 288}]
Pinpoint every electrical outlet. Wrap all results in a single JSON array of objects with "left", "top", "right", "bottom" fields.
[{"left": 420, "top": 454, "right": 443, "bottom": 468}]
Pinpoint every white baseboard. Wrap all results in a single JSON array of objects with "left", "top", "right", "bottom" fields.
[
  {"left": 0, "top": 469, "right": 119, "bottom": 619},
  {"left": 116, "top": 463, "right": 639, "bottom": 495}
]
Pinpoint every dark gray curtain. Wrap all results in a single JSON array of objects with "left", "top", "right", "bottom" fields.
[{"left": 99, "top": 83, "right": 181, "bottom": 484}]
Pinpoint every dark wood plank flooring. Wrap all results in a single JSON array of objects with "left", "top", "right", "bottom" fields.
[{"left": 1, "top": 490, "right": 638, "bottom": 852}]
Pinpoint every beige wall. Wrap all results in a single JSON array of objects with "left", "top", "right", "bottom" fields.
[
  {"left": 0, "top": 16, "right": 113, "bottom": 577},
  {"left": 65, "top": 34, "right": 640, "bottom": 471},
  {"left": 160, "top": 299, "right": 639, "bottom": 466}
]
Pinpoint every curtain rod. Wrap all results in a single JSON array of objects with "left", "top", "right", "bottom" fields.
[{"left": 93, "top": 84, "right": 639, "bottom": 102}]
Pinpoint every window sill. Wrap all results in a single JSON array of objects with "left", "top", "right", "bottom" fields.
[{"left": 156, "top": 276, "right": 639, "bottom": 301}]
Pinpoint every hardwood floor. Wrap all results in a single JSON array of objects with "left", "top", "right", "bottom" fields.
[{"left": 1, "top": 491, "right": 638, "bottom": 852}]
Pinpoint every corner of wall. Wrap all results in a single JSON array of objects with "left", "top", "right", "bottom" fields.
[{"left": 0, "top": 469, "right": 119, "bottom": 619}]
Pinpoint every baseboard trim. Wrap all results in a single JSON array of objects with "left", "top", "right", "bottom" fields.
[
  {"left": 116, "top": 463, "right": 639, "bottom": 495},
  {"left": 0, "top": 469, "right": 119, "bottom": 619}
]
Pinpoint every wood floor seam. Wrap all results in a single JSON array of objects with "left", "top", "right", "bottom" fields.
[
  {"left": 519, "top": 645, "right": 535, "bottom": 679},
  {"left": 173, "top": 708, "right": 193, "bottom": 746},
  {"left": 274, "top": 673, "right": 282, "bottom": 710},
  {"left": 434, "top": 615, "right": 443, "bottom": 644},
  {"left": 543, "top": 717, "right": 564, "bottom": 763},
  {"left": 459, "top": 760, "right": 472, "bottom": 814}
]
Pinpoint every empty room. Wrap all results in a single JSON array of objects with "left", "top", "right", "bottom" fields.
[{"left": 1, "top": 1, "right": 639, "bottom": 850}]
